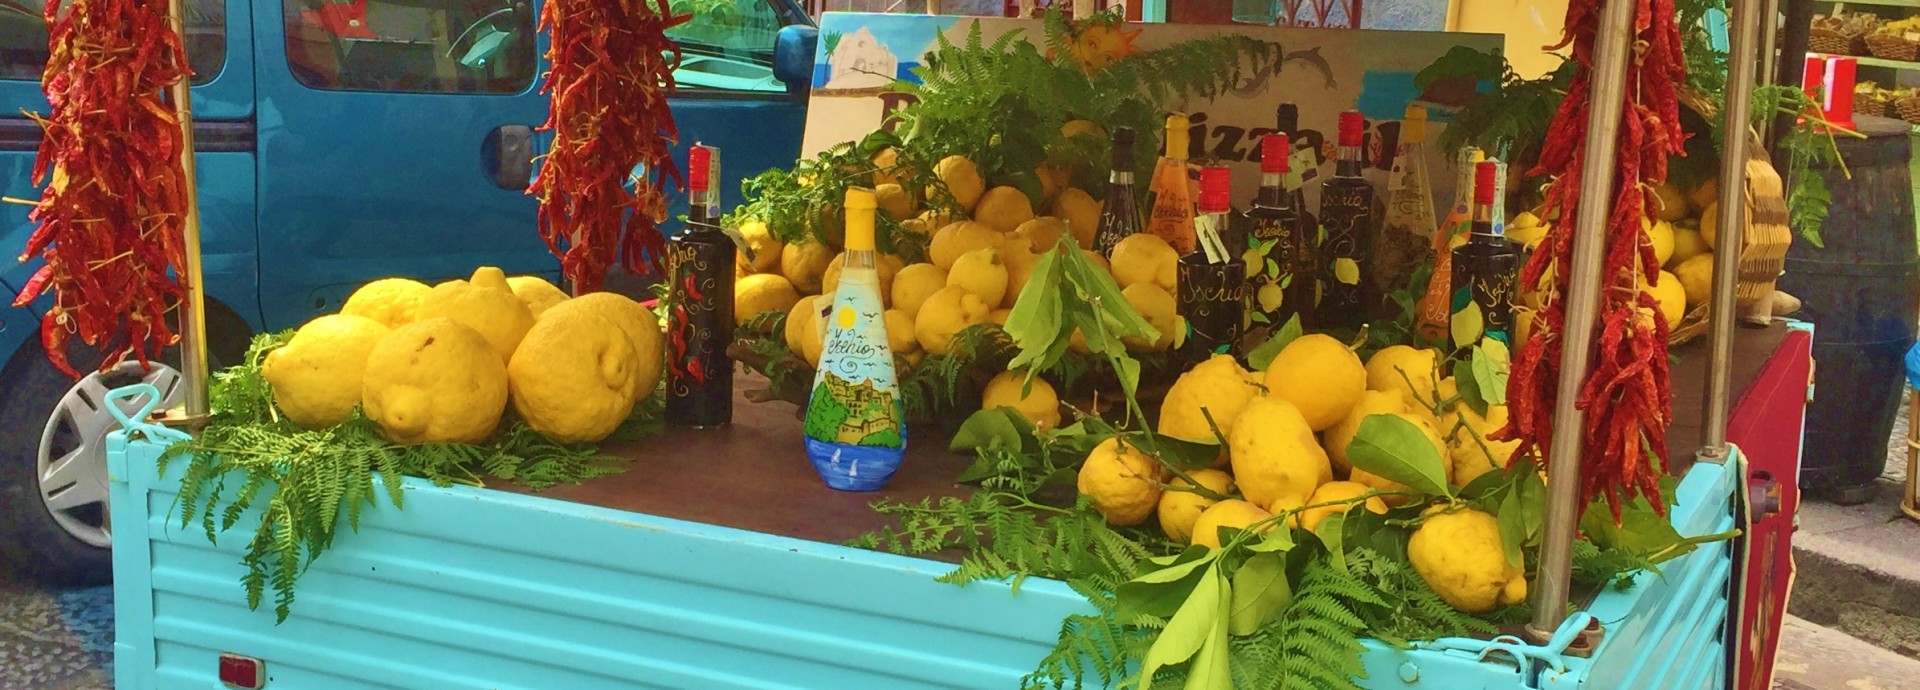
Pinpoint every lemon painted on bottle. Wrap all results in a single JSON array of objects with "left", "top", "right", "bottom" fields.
[
  {"left": 1449, "top": 160, "right": 1521, "bottom": 349},
  {"left": 803, "top": 187, "right": 907, "bottom": 492}
]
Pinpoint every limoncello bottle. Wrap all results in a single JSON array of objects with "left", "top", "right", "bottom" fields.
[{"left": 803, "top": 187, "right": 907, "bottom": 491}]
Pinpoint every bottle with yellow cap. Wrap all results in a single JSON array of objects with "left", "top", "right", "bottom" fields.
[
  {"left": 1375, "top": 104, "right": 1440, "bottom": 314},
  {"left": 1146, "top": 113, "right": 1199, "bottom": 255},
  {"left": 803, "top": 187, "right": 907, "bottom": 491}
]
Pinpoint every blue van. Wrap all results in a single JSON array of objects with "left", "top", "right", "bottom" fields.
[{"left": 0, "top": 0, "right": 817, "bottom": 585}]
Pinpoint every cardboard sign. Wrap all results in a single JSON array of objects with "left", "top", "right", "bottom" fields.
[{"left": 801, "top": 13, "right": 1502, "bottom": 208}]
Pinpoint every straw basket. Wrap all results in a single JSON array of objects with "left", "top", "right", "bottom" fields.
[
  {"left": 1897, "top": 97, "right": 1920, "bottom": 126},
  {"left": 1812, "top": 25, "right": 1871, "bottom": 55},
  {"left": 1868, "top": 32, "right": 1920, "bottom": 61},
  {"left": 1667, "top": 90, "right": 1794, "bottom": 346}
]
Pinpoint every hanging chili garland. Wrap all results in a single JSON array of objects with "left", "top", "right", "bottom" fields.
[
  {"left": 1496, "top": 0, "right": 1687, "bottom": 520},
  {"left": 531, "top": 0, "right": 688, "bottom": 292},
  {"left": 11, "top": 0, "right": 194, "bottom": 377}
]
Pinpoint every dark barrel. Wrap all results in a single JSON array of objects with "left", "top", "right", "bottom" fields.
[{"left": 1777, "top": 114, "right": 1919, "bottom": 504}]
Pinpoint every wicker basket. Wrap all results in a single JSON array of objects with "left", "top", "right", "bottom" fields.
[
  {"left": 1667, "top": 90, "right": 1794, "bottom": 346},
  {"left": 1857, "top": 98, "right": 1896, "bottom": 119},
  {"left": 1868, "top": 32, "right": 1920, "bottom": 61},
  {"left": 1812, "top": 26, "right": 1871, "bottom": 55},
  {"left": 1897, "top": 97, "right": 1920, "bottom": 125}
]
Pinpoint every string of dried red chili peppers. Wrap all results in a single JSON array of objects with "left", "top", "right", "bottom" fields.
[
  {"left": 530, "top": 0, "right": 688, "bottom": 292},
  {"left": 12, "top": 0, "right": 193, "bottom": 378},
  {"left": 1496, "top": 0, "right": 1687, "bottom": 520}
]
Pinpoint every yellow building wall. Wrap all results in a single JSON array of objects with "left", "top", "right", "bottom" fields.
[{"left": 1448, "top": 0, "right": 1571, "bottom": 79}]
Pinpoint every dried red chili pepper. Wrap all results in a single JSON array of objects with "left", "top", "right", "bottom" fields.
[
  {"left": 12, "top": 0, "right": 193, "bottom": 377},
  {"left": 529, "top": 0, "right": 689, "bottom": 293},
  {"left": 1495, "top": 0, "right": 1686, "bottom": 520}
]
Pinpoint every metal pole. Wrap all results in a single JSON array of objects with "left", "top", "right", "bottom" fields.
[
  {"left": 1526, "top": 0, "right": 1638, "bottom": 643},
  {"left": 166, "top": 0, "right": 210, "bottom": 426},
  {"left": 1703, "top": 0, "right": 1762, "bottom": 460},
  {"left": 1756, "top": 0, "right": 1781, "bottom": 143}
]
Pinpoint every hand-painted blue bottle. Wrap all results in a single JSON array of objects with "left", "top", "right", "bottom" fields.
[{"left": 803, "top": 187, "right": 907, "bottom": 491}]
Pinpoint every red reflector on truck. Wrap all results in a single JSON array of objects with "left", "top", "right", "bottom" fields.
[{"left": 218, "top": 654, "right": 264, "bottom": 689}]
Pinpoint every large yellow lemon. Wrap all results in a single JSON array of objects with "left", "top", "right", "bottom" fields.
[
  {"left": 261, "top": 314, "right": 391, "bottom": 428},
  {"left": 508, "top": 309, "right": 637, "bottom": 444},
  {"left": 1120, "top": 283, "right": 1177, "bottom": 353},
  {"left": 781, "top": 241, "right": 836, "bottom": 295},
  {"left": 1229, "top": 397, "right": 1334, "bottom": 509},
  {"left": 362, "top": 318, "right": 508, "bottom": 444},
  {"left": 914, "top": 285, "right": 990, "bottom": 355},
  {"left": 1190, "top": 499, "right": 1274, "bottom": 549},
  {"left": 734, "top": 219, "right": 785, "bottom": 274},
  {"left": 734, "top": 273, "right": 802, "bottom": 326},
  {"left": 929, "top": 221, "right": 1005, "bottom": 270},
  {"left": 1674, "top": 253, "right": 1714, "bottom": 306},
  {"left": 1050, "top": 188, "right": 1102, "bottom": 250},
  {"left": 947, "top": 246, "right": 1011, "bottom": 308},
  {"left": 891, "top": 263, "right": 950, "bottom": 319},
  {"left": 341, "top": 277, "right": 431, "bottom": 328},
  {"left": 543, "top": 292, "right": 665, "bottom": 405},
  {"left": 875, "top": 183, "right": 919, "bottom": 221},
  {"left": 1157, "top": 354, "right": 1261, "bottom": 443},
  {"left": 1158, "top": 469, "right": 1234, "bottom": 544},
  {"left": 1110, "top": 233, "right": 1178, "bottom": 292},
  {"left": 1365, "top": 345, "right": 1441, "bottom": 412},
  {"left": 1409, "top": 508, "right": 1528, "bottom": 613},
  {"left": 1323, "top": 390, "right": 1409, "bottom": 475},
  {"left": 416, "top": 268, "right": 536, "bottom": 363},
  {"left": 1262, "top": 334, "right": 1366, "bottom": 431},
  {"left": 974, "top": 186, "right": 1037, "bottom": 233},
  {"left": 934, "top": 155, "right": 986, "bottom": 212},
  {"left": 506, "top": 276, "right": 569, "bottom": 318},
  {"left": 1297, "top": 480, "right": 1388, "bottom": 534},
  {"left": 1077, "top": 437, "right": 1163, "bottom": 526},
  {"left": 981, "top": 370, "right": 1061, "bottom": 430}
]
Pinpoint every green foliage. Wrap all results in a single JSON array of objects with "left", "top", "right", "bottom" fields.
[
  {"left": 160, "top": 332, "right": 640, "bottom": 622},
  {"left": 1418, "top": 46, "right": 1573, "bottom": 186}
]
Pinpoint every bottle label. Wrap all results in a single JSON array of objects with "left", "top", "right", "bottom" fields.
[
  {"left": 1449, "top": 246, "right": 1519, "bottom": 350},
  {"left": 1317, "top": 184, "right": 1374, "bottom": 328},
  {"left": 1245, "top": 215, "right": 1295, "bottom": 326},
  {"left": 804, "top": 269, "right": 907, "bottom": 491},
  {"left": 1177, "top": 258, "right": 1247, "bottom": 364},
  {"left": 666, "top": 236, "right": 735, "bottom": 426},
  {"left": 1147, "top": 158, "right": 1198, "bottom": 255}
]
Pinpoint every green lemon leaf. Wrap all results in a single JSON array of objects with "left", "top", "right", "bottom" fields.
[
  {"left": 1228, "top": 552, "right": 1292, "bottom": 636},
  {"left": 1453, "top": 359, "right": 1489, "bottom": 416},
  {"left": 1137, "top": 564, "right": 1226, "bottom": 689},
  {"left": 1318, "top": 512, "right": 1350, "bottom": 575},
  {"left": 1580, "top": 490, "right": 1689, "bottom": 561},
  {"left": 1149, "top": 433, "right": 1225, "bottom": 470},
  {"left": 1333, "top": 257, "right": 1361, "bottom": 285},
  {"left": 1246, "top": 527, "right": 1296, "bottom": 553},
  {"left": 1497, "top": 490, "right": 1527, "bottom": 568},
  {"left": 1184, "top": 571, "right": 1234, "bottom": 690},
  {"left": 949, "top": 408, "right": 1032, "bottom": 453},
  {"left": 1005, "top": 248, "right": 1064, "bottom": 371},
  {"left": 1472, "top": 341, "right": 1510, "bottom": 406},
  {"left": 1113, "top": 355, "right": 1142, "bottom": 401},
  {"left": 1247, "top": 313, "right": 1304, "bottom": 371},
  {"left": 1117, "top": 548, "right": 1220, "bottom": 622},
  {"left": 1348, "top": 414, "right": 1454, "bottom": 498}
]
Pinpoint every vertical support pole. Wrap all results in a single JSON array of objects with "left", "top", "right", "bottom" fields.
[
  {"left": 166, "top": 0, "right": 210, "bottom": 426},
  {"left": 1525, "top": 0, "right": 1638, "bottom": 643},
  {"left": 1704, "top": 0, "right": 1762, "bottom": 460},
  {"left": 1757, "top": 0, "right": 1781, "bottom": 140}
]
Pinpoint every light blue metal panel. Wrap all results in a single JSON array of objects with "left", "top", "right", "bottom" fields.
[
  {"left": 109, "top": 435, "right": 1746, "bottom": 690},
  {"left": 112, "top": 436, "right": 1093, "bottom": 690}
]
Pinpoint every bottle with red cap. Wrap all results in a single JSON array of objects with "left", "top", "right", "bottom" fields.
[
  {"left": 1313, "top": 110, "right": 1379, "bottom": 331},
  {"left": 1176, "top": 165, "right": 1246, "bottom": 366},
  {"left": 665, "top": 143, "right": 737, "bottom": 428},
  {"left": 1448, "top": 159, "right": 1521, "bottom": 350},
  {"left": 1245, "top": 133, "right": 1314, "bottom": 330}
]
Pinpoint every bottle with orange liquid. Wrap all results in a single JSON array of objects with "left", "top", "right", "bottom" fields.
[{"left": 1414, "top": 147, "right": 1484, "bottom": 344}]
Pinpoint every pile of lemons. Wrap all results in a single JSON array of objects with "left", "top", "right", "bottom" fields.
[
  {"left": 733, "top": 122, "right": 1188, "bottom": 379},
  {"left": 1060, "top": 340, "right": 1528, "bottom": 614},
  {"left": 259, "top": 267, "right": 663, "bottom": 446},
  {"left": 1508, "top": 177, "right": 1721, "bottom": 341}
]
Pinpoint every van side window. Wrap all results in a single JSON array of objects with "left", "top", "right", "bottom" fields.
[
  {"left": 284, "top": 0, "right": 536, "bottom": 93},
  {"left": 666, "top": 0, "right": 788, "bottom": 93},
  {"left": 0, "top": 0, "right": 227, "bottom": 84}
]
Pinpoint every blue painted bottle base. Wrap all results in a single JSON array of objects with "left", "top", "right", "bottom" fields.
[{"left": 806, "top": 437, "right": 906, "bottom": 492}]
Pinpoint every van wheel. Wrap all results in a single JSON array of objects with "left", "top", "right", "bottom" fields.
[{"left": 0, "top": 329, "right": 242, "bottom": 585}]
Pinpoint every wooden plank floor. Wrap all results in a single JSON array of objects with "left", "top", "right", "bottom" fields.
[{"left": 505, "top": 322, "right": 1795, "bottom": 548}]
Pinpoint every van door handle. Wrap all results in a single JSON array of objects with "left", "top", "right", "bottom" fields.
[{"left": 484, "top": 124, "right": 533, "bottom": 191}]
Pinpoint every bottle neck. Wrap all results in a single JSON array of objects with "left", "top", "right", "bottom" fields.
[
  {"left": 1470, "top": 201, "right": 1497, "bottom": 238},
  {"left": 843, "top": 248, "right": 876, "bottom": 270},
  {"left": 1336, "top": 144, "right": 1363, "bottom": 178},
  {"left": 1256, "top": 173, "right": 1289, "bottom": 208},
  {"left": 1109, "top": 169, "right": 1134, "bottom": 186}
]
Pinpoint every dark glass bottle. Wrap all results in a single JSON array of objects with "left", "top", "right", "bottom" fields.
[
  {"left": 1273, "top": 103, "right": 1318, "bottom": 232},
  {"left": 1449, "top": 160, "right": 1522, "bottom": 349},
  {"left": 1313, "top": 110, "right": 1378, "bottom": 331},
  {"left": 1092, "top": 127, "right": 1143, "bottom": 257},
  {"left": 1245, "top": 133, "right": 1312, "bottom": 330},
  {"left": 665, "top": 144, "right": 736, "bottom": 428},
  {"left": 1177, "top": 166, "right": 1245, "bottom": 367}
]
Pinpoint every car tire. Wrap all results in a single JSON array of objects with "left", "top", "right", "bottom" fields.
[{"left": 0, "top": 319, "right": 247, "bottom": 586}]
